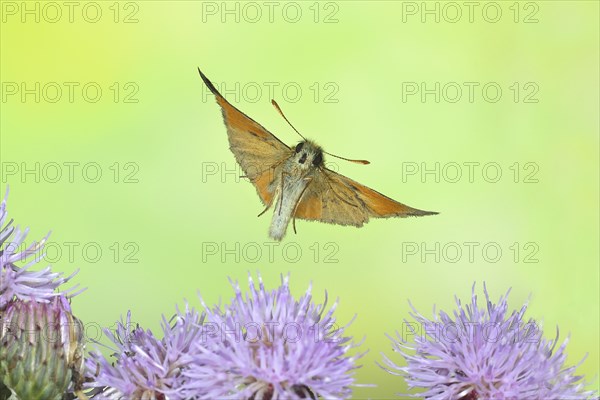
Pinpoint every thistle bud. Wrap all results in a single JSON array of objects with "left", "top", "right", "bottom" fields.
[{"left": 0, "top": 296, "right": 86, "bottom": 400}]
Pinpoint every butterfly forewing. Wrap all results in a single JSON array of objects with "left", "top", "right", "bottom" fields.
[{"left": 198, "top": 68, "right": 290, "bottom": 205}]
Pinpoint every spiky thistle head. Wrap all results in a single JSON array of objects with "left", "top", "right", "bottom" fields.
[
  {"left": 0, "top": 186, "right": 81, "bottom": 310},
  {"left": 380, "top": 284, "right": 598, "bottom": 400},
  {"left": 180, "top": 273, "right": 365, "bottom": 400},
  {"left": 86, "top": 304, "right": 205, "bottom": 400}
]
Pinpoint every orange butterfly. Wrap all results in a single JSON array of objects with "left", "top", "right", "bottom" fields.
[{"left": 199, "top": 68, "right": 437, "bottom": 241}]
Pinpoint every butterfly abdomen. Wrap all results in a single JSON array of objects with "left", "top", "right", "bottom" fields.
[{"left": 269, "top": 174, "right": 311, "bottom": 241}]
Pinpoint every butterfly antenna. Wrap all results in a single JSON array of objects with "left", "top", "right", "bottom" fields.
[
  {"left": 323, "top": 151, "right": 370, "bottom": 165},
  {"left": 271, "top": 99, "right": 307, "bottom": 141},
  {"left": 271, "top": 99, "right": 370, "bottom": 165}
]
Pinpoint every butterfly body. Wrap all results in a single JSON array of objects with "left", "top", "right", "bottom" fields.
[
  {"left": 268, "top": 141, "right": 323, "bottom": 240},
  {"left": 198, "top": 68, "right": 438, "bottom": 241},
  {"left": 269, "top": 171, "right": 310, "bottom": 241}
]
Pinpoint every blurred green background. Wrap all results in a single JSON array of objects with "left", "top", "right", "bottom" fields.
[{"left": 1, "top": 1, "right": 598, "bottom": 397}]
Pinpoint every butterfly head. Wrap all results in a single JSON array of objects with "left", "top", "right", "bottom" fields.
[{"left": 294, "top": 141, "right": 323, "bottom": 170}]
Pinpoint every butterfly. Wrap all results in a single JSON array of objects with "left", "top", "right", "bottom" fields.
[{"left": 198, "top": 68, "right": 437, "bottom": 241}]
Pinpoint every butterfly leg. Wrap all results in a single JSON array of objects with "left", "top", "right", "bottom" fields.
[
  {"left": 257, "top": 200, "right": 273, "bottom": 217},
  {"left": 291, "top": 178, "right": 313, "bottom": 235},
  {"left": 252, "top": 161, "right": 288, "bottom": 217}
]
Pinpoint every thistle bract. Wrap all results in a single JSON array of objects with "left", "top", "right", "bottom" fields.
[{"left": 0, "top": 296, "right": 85, "bottom": 400}]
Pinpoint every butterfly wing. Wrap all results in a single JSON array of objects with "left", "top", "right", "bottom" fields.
[
  {"left": 295, "top": 168, "right": 437, "bottom": 226},
  {"left": 199, "top": 68, "right": 291, "bottom": 205}
]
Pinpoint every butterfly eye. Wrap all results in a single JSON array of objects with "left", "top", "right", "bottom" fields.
[
  {"left": 295, "top": 142, "right": 304, "bottom": 153},
  {"left": 312, "top": 151, "right": 323, "bottom": 167}
]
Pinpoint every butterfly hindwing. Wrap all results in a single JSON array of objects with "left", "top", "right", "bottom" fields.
[
  {"left": 198, "top": 68, "right": 290, "bottom": 205},
  {"left": 295, "top": 168, "right": 437, "bottom": 226}
]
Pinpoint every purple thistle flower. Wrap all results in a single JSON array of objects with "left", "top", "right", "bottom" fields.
[
  {"left": 380, "top": 284, "right": 598, "bottom": 400},
  {"left": 86, "top": 304, "right": 205, "bottom": 400},
  {"left": 181, "top": 273, "right": 365, "bottom": 400},
  {"left": 0, "top": 186, "right": 80, "bottom": 309}
]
